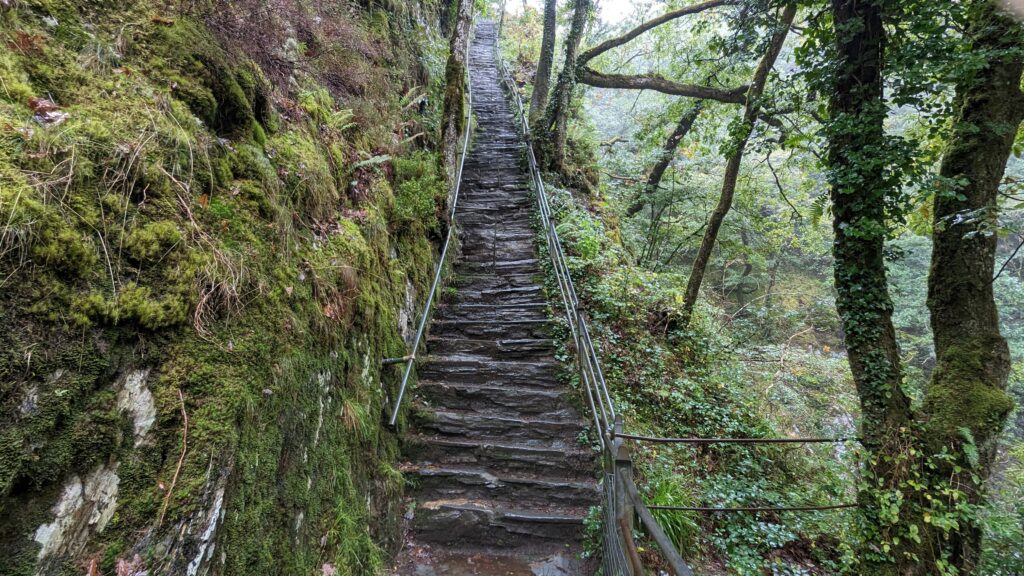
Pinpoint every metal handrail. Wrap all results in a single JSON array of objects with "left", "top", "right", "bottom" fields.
[
  {"left": 387, "top": 21, "right": 475, "bottom": 428},
  {"left": 493, "top": 29, "right": 693, "bottom": 576},
  {"left": 493, "top": 21, "right": 857, "bottom": 574},
  {"left": 494, "top": 47, "right": 617, "bottom": 447}
]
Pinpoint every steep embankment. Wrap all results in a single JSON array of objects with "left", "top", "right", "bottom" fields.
[{"left": 1, "top": 1, "right": 451, "bottom": 574}]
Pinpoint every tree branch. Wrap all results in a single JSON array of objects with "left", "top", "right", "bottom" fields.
[
  {"left": 579, "top": 68, "right": 748, "bottom": 103},
  {"left": 578, "top": 0, "right": 733, "bottom": 65}
]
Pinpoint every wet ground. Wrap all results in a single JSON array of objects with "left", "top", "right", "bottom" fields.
[{"left": 392, "top": 541, "right": 583, "bottom": 575}]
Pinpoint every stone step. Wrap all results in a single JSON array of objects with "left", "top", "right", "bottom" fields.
[
  {"left": 410, "top": 500, "right": 588, "bottom": 548},
  {"left": 429, "top": 319, "right": 549, "bottom": 339},
  {"left": 414, "top": 381, "right": 573, "bottom": 417},
  {"left": 403, "top": 465, "right": 599, "bottom": 509},
  {"left": 425, "top": 339, "right": 554, "bottom": 361},
  {"left": 434, "top": 303, "right": 548, "bottom": 322},
  {"left": 448, "top": 285, "right": 545, "bottom": 305},
  {"left": 452, "top": 272, "right": 541, "bottom": 291},
  {"left": 458, "top": 258, "right": 541, "bottom": 276},
  {"left": 404, "top": 435, "right": 595, "bottom": 479},
  {"left": 411, "top": 409, "right": 584, "bottom": 444},
  {"left": 417, "top": 357, "right": 561, "bottom": 387}
]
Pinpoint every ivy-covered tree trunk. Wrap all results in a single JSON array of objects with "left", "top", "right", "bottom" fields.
[
  {"left": 625, "top": 101, "right": 704, "bottom": 217},
  {"left": 440, "top": 0, "right": 473, "bottom": 188},
  {"left": 825, "top": 0, "right": 912, "bottom": 572},
  {"left": 680, "top": 3, "right": 796, "bottom": 325},
  {"left": 529, "top": 0, "right": 557, "bottom": 125},
  {"left": 919, "top": 2, "right": 1024, "bottom": 571},
  {"left": 542, "top": 0, "right": 590, "bottom": 172}
]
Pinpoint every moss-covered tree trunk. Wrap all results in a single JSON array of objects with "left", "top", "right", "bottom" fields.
[
  {"left": 919, "top": 2, "right": 1024, "bottom": 571},
  {"left": 680, "top": 3, "right": 795, "bottom": 325},
  {"left": 824, "top": 1, "right": 913, "bottom": 570},
  {"left": 529, "top": 0, "right": 558, "bottom": 125},
  {"left": 440, "top": 0, "right": 473, "bottom": 189},
  {"left": 541, "top": 0, "right": 590, "bottom": 172}
]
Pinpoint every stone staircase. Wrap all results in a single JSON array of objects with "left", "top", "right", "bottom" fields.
[{"left": 391, "top": 21, "right": 598, "bottom": 576}]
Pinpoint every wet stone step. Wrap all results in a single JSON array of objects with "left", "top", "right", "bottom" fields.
[
  {"left": 404, "top": 435, "right": 595, "bottom": 480},
  {"left": 417, "top": 356, "right": 561, "bottom": 384},
  {"left": 412, "top": 410, "right": 584, "bottom": 444},
  {"left": 429, "top": 319, "right": 549, "bottom": 339},
  {"left": 423, "top": 340, "right": 554, "bottom": 362},
  {"left": 451, "top": 272, "right": 542, "bottom": 290},
  {"left": 410, "top": 501, "right": 587, "bottom": 548},
  {"left": 434, "top": 303, "right": 548, "bottom": 322},
  {"left": 413, "top": 381, "right": 573, "bottom": 417},
  {"left": 448, "top": 285, "right": 545, "bottom": 305},
  {"left": 403, "top": 465, "right": 599, "bottom": 509}
]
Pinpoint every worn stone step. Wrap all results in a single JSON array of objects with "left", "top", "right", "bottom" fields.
[
  {"left": 459, "top": 258, "right": 541, "bottom": 276},
  {"left": 417, "top": 357, "right": 561, "bottom": 387},
  {"left": 412, "top": 410, "right": 584, "bottom": 444},
  {"left": 448, "top": 285, "right": 545, "bottom": 305},
  {"left": 429, "top": 319, "right": 549, "bottom": 339},
  {"left": 414, "top": 381, "right": 573, "bottom": 417},
  {"left": 452, "top": 272, "right": 542, "bottom": 291},
  {"left": 434, "top": 304, "right": 550, "bottom": 324},
  {"left": 410, "top": 500, "right": 588, "bottom": 548},
  {"left": 460, "top": 227, "right": 535, "bottom": 241},
  {"left": 404, "top": 435, "right": 595, "bottom": 479},
  {"left": 403, "top": 465, "right": 599, "bottom": 509},
  {"left": 423, "top": 334, "right": 552, "bottom": 356}
]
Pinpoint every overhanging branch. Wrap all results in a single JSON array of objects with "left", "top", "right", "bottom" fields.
[
  {"left": 578, "top": 0, "right": 733, "bottom": 65},
  {"left": 579, "top": 68, "right": 748, "bottom": 103}
]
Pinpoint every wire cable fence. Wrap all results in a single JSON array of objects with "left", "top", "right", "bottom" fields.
[{"left": 493, "top": 19, "right": 858, "bottom": 576}]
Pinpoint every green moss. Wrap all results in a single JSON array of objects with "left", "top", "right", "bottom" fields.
[
  {"left": 923, "top": 338, "right": 1016, "bottom": 443},
  {"left": 123, "top": 221, "right": 182, "bottom": 262},
  {"left": 0, "top": 0, "right": 449, "bottom": 573},
  {"left": 32, "top": 228, "right": 99, "bottom": 276},
  {"left": 144, "top": 19, "right": 255, "bottom": 136}
]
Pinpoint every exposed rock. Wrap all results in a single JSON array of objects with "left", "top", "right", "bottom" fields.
[
  {"left": 33, "top": 464, "right": 120, "bottom": 569},
  {"left": 115, "top": 369, "right": 155, "bottom": 446}
]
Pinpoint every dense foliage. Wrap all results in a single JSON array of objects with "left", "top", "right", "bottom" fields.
[{"left": 500, "top": 0, "right": 1024, "bottom": 573}]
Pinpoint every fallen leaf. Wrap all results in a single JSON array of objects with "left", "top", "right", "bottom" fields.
[
  {"left": 197, "top": 194, "right": 209, "bottom": 207},
  {"left": 151, "top": 14, "right": 174, "bottom": 26}
]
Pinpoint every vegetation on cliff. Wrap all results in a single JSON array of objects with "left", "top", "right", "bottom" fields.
[{"left": 0, "top": 1, "right": 457, "bottom": 574}]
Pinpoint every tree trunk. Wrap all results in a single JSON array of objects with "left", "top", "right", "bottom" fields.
[
  {"left": 529, "top": 0, "right": 557, "bottom": 125},
  {"left": 440, "top": 0, "right": 473, "bottom": 189},
  {"left": 542, "top": 0, "right": 589, "bottom": 171},
  {"left": 680, "top": 3, "right": 796, "bottom": 324},
  {"left": 920, "top": 3, "right": 1023, "bottom": 571},
  {"left": 626, "top": 102, "right": 704, "bottom": 217},
  {"left": 824, "top": 0, "right": 912, "bottom": 571}
]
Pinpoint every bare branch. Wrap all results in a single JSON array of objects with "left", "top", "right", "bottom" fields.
[
  {"left": 578, "top": 0, "right": 733, "bottom": 66},
  {"left": 579, "top": 68, "right": 748, "bottom": 103}
]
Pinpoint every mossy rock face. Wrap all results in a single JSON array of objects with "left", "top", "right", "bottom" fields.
[
  {"left": 0, "top": 0, "right": 449, "bottom": 573},
  {"left": 144, "top": 20, "right": 256, "bottom": 137}
]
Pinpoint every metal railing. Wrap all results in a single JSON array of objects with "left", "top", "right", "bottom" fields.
[
  {"left": 492, "top": 23, "right": 857, "bottom": 576},
  {"left": 492, "top": 31, "right": 693, "bottom": 576},
  {"left": 385, "top": 22, "right": 475, "bottom": 428}
]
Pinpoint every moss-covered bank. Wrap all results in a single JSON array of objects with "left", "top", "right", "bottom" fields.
[{"left": 0, "top": 0, "right": 452, "bottom": 573}]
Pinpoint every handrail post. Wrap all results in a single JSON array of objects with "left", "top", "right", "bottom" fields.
[
  {"left": 613, "top": 417, "right": 634, "bottom": 539},
  {"left": 612, "top": 416, "right": 644, "bottom": 575}
]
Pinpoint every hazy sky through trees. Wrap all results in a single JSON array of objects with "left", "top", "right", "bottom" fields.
[{"left": 508, "top": 0, "right": 636, "bottom": 24}]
